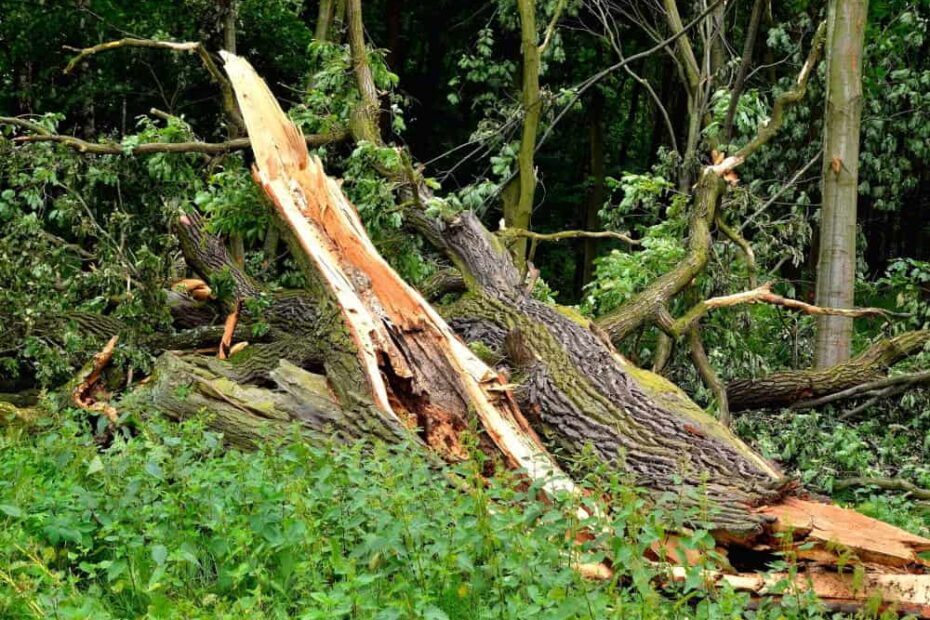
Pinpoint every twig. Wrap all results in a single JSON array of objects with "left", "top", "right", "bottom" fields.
[
  {"left": 792, "top": 369, "right": 930, "bottom": 412},
  {"left": 833, "top": 477, "right": 930, "bottom": 501},
  {"left": 716, "top": 215, "right": 757, "bottom": 287}
]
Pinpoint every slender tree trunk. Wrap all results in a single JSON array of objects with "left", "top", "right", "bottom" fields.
[
  {"left": 505, "top": 0, "right": 542, "bottom": 270},
  {"left": 315, "top": 0, "right": 335, "bottom": 42},
  {"left": 813, "top": 0, "right": 868, "bottom": 367}
]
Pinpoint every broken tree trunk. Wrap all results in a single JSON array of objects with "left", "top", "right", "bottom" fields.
[
  {"left": 125, "top": 53, "right": 930, "bottom": 614},
  {"left": 213, "top": 51, "right": 783, "bottom": 534},
  {"left": 218, "top": 51, "right": 578, "bottom": 497}
]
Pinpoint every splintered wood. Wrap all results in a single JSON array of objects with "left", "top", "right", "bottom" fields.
[
  {"left": 219, "top": 51, "right": 930, "bottom": 616},
  {"left": 72, "top": 335, "right": 120, "bottom": 424},
  {"left": 220, "top": 51, "right": 579, "bottom": 501}
]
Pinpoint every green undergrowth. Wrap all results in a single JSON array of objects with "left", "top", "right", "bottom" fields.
[
  {"left": 736, "top": 408, "right": 930, "bottom": 536},
  {"left": 0, "top": 410, "right": 886, "bottom": 620}
]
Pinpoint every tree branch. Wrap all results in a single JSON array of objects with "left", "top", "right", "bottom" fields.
[
  {"left": 63, "top": 38, "right": 245, "bottom": 132},
  {"left": 834, "top": 477, "right": 930, "bottom": 501},
  {"left": 498, "top": 227, "right": 639, "bottom": 246},
  {"left": 791, "top": 369, "right": 930, "bottom": 412},
  {"left": 538, "top": 0, "right": 567, "bottom": 55},
  {"left": 659, "top": 282, "right": 902, "bottom": 339},
  {"left": 3, "top": 124, "right": 347, "bottom": 155},
  {"left": 710, "top": 21, "right": 827, "bottom": 175},
  {"left": 716, "top": 214, "right": 757, "bottom": 287}
]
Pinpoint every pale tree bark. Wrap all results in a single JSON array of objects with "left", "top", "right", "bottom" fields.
[{"left": 814, "top": 0, "right": 868, "bottom": 367}]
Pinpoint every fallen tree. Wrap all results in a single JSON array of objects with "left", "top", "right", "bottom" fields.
[
  {"left": 727, "top": 329, "right": 930, "bottom": 411},
  {"left": 108, "top": 52, "right": 928, "bottom": 613},
  {"left": 4, "top": 20, "right": 930, "bottom": 612}
]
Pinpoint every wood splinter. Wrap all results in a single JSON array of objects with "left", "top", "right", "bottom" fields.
[
  {"left": 72, "top": 335, "right": 120, "bottom": 424},
  {"left": 217, "top": 301, "right": 241, "bottom": 360}
]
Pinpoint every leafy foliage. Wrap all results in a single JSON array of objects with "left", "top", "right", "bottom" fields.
[{"left": 0, "top": 410, "right": 837, "bottom": 619}]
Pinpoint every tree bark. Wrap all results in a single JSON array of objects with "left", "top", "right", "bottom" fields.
[
  {"left": 504, "top": 0, "right": 542, "bottom": 270},
  {"left": 813, "top": 0, "right": 868, "bottom": 367},
  {"left": 727, "top": 330, "right": 930, "bottom": 411}
]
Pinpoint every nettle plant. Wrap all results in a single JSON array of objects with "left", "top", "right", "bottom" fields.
[{"left": 0, "top": 408, "right": 832, "bottom": 620}]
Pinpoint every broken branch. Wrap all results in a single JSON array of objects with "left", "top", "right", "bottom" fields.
[
  {"left": 63, "top": 38, "right": 244, "bottom": 131},
  {"left": 711, "top": 21, "right": 827, "bottom": 176},
  {"left": 71, "top": 335, "right": 120, "bottom": 424}
]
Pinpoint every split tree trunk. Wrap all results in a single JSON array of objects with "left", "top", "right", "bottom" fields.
[
  {"left": 813, "top": 0, "right": 868, "bottom": 367},
  {"left": 188, "top": 52, "right": 787, "bottom": 536},
  {"left": 124, "top": 55, "right": 930, "bottom": 613}
]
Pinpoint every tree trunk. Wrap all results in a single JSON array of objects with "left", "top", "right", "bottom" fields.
[
  {"left": 505, "top": 0, "right": 542, "bottom": 270},
  {"left": 577, "top": 88, "right": 606, "bottom": 293},
  {"left": 813, "top": 0, "right": 868, "bottom": 367},
  {"left": 107, "top": 53, "right": 930, "bottom": 612},
  {"left": 215, "top": 51, "right": 789, "bottom": 536}
]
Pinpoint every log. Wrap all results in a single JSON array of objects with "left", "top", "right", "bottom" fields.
[
  {"left": 130, "top": 352, "right": 401, "bottom": 448},
  {"left": 727, "top": 330, "right": 930, "bottom": 411}
]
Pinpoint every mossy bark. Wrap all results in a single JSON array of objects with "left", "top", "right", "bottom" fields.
[{"left": 727, "top": 330, "right": 930, "bottom": 411}]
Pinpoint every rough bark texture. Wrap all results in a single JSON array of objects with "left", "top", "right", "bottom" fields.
[
  {"left": 813, "top": 0, "right": 868, "bottom": 367},
  {"left": 727, "top": 329, "right": 930, "bottom": 411},
  {"left": 130, "top": 353, "right": 404, "bottom": 448},
  {"left": 432, "top": 209, "right": 784, "bottom": 535}
]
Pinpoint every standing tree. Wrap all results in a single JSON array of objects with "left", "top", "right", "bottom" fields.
[{"left": 814, "top": 0, "right": 869, "bottom": 367}]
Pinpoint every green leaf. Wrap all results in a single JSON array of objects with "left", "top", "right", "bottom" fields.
[
  {"left": 87, "top": 455, "right": 104, "bottom": 475},
  {"left": 0, "top": 504, "right": 23, "bottom": 518}
]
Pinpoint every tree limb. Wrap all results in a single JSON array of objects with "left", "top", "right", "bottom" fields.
[
  {"left": 498, "top": 227, "right": 639, "bottom": 246},
  {"left": 63, "top": 38, "right": 245, "bottom": 132},
  {"left": 834, "top": 477, "right": 930, "bottom": 501},
  {"left": 710, "top": 21, "right": 827, "bottom": 175},
  {"left": 538, "top": 0, "right": 567, "bottom": 55},
  {"left": 791, "top": 369, "right": 930, "bottom": 412},
  {"left": 3, "top": 124, "right": 347, "bottom": 155}
]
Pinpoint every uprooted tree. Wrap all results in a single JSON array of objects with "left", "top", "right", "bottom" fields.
[{"left": 4, "top": 4, "right": 930, "bottom": 614}]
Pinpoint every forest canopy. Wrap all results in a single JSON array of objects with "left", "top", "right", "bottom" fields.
[{"left": 3, "top": 0, "right": 930, "bottom": 617}]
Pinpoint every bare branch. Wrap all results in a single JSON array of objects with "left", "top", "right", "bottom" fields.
[
  {"left": 498, "top": 227, "right": 639, "bottom": 246},
  {"left": 660, "top": 282, "right": 903, "bottom": 339},
  {"left": 716, "top": 214, "right": 757, "bottom": 287},
  {"left": 63, "top": 38, "right": 245, "bottom": 132},
  {"left": 791, "top": 369, "right": 930, "bottom": 412},
  {"left": 3, "top": 125, "right": 347, "bottom": 155},
  {"left": 834, "top": 477, "right": 930, "bottom": 501},
  {"left": 538, "top": 0, "right": 567, "bottom": 55},
  {"left": 710, "top": 21, "right": 827, "bottom": 176}
]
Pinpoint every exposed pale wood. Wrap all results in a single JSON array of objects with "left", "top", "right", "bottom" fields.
[
  {"left": 217, "top": 303, "right": 240, "bottom": 360},
  {"left": 220, "top": 51, "right": 580, "bottom": 499},
  {"left": 759, "top": 497, "right": 930, "bottom": 568},
  {"left": 72, "top": 335, "right": 120, "bottom": 424}
]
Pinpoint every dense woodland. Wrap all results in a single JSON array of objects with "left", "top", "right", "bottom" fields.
[{"left": 3, "top": 0, "right": 930, "bottom": 617}]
